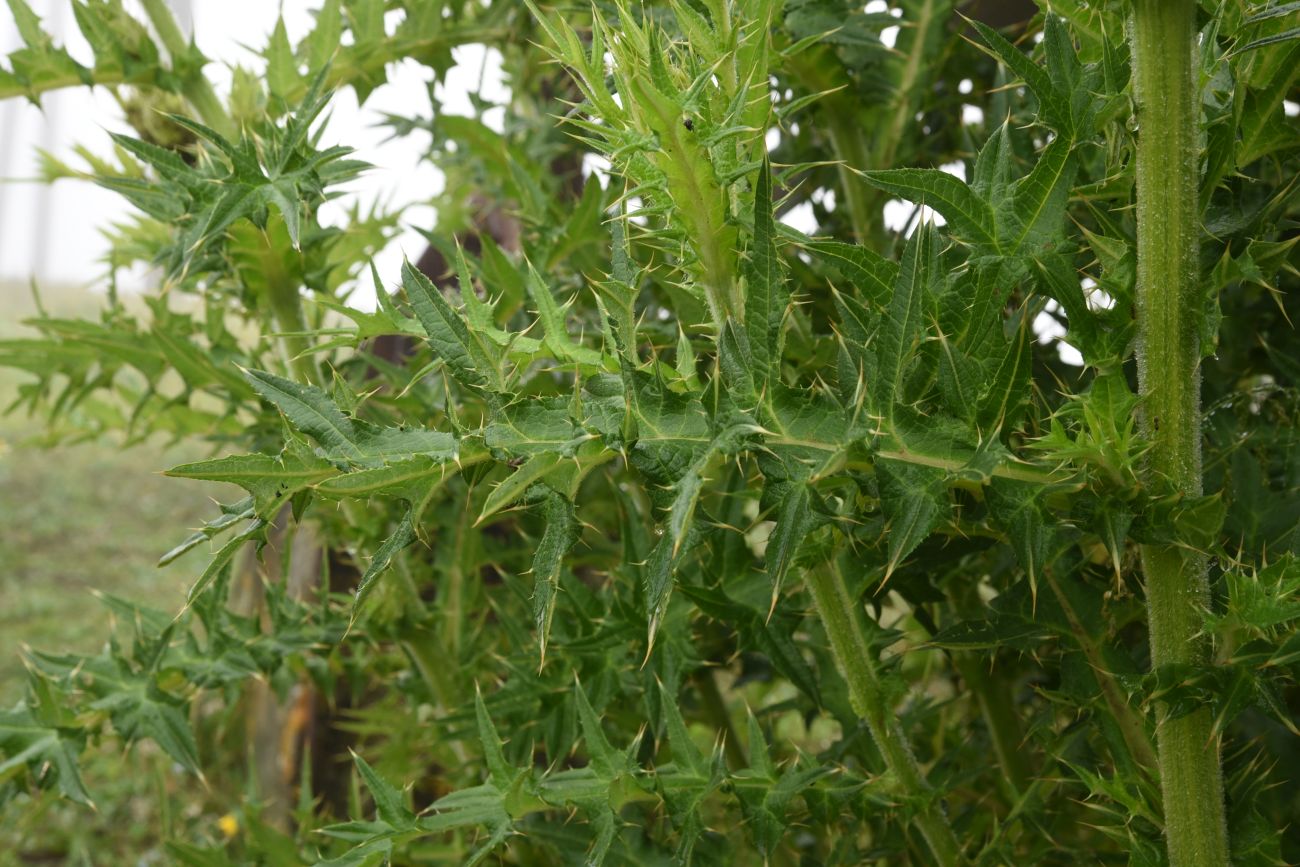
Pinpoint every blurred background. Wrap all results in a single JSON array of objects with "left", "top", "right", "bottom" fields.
[
  {"left": 0, "top": 2, "right": 518, "bottom": 655},
  {"left": 0, "top": 4, "right": 510, "bottom": 857},
  {"left": 0, "top": 0, "right": 515, "bottom": 292},
  {"left": 0, "top": 0, "right": 508, "bottom": 688}
]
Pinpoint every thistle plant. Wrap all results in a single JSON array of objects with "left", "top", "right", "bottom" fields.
[{"left": 2, "top": 1, "right": 1299, "bottom": 864}]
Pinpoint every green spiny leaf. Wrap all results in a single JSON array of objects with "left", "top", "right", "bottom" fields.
[
  {"left": 351, "top": 752, "right": 413, "bottom": 828},
  {"left": 573, "top": 680, "right": 626, "bottom": 779},
  {"left": 860, "top": 169, "right": 997, "bottom": 249},
  {"left": 403, "top": 259, "right": 503, "bottom": 392},
  {"left": 185, "top": 517, "right": 268, "bottom": 605},
  {"left": 987, "top": 478, "right": 1056, "bottom": 596},
  {"left": 876, "top": 458, "right": 945, "bottom": 581},
  {"left": 532, "top": 492, "right": 580, "bottom": 664},
  {"left": 353, "top": 511, "right": 418, "bottom": 609},
  {"left": 744, "top": 157, "right": 787, "bottom": 394},
  {"left": 657, "top": 680, "right": 707, "bottom": 777},
  {"left": 764, "top": 479, "right": 818, "bottom": 614},
  {"left": 526, "top": 261, "right": 605, "bottom": 367},
  {"left": 244, "top": 368, "right": 363, "bottom": 461},
  {"left": 968, "top": 17, "right": 1076, "bottom": 135},
  {"left": 478, "top": 453, "right": 566, "bottom": 525},
  {"left": 1002, "top": 136, "right": 1077, "bottom": 254},
  {"left": 975, "top": 308, "right": 1033, "bottom": 433},
  {"left": 808, "top": 240, "right": 898, "bottom": 310},
  {"left": 879, "top": 221, "right": 937, "bottom": 427},
  {"left": 474, "top": 687, "right": 514, "bottom": 788},
  {"left": 0, "top": 704, "right": 92, "bottom": 807},
  {"left": 265, "top": 17, "right": 303, "bottom": 102}
]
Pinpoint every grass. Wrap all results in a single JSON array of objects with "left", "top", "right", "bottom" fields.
[
  {"left": 0, "top": 437, "right": 214, "bottom": 699},
  {"left": 1, "top": 281, "right": 227, "bottom": 864},
  {"left": 0, "top": 281, "right": 219, "bottom": 703}
]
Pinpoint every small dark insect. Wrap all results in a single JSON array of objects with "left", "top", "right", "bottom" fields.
[{"left": 683, "top": 117, "right": 694, "bottom": 131}]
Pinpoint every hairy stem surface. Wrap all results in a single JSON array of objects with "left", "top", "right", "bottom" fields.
[
  {"left": 805, "top": 557, "right": 963, "bottom": 866},
  {"left": 1131, "top": 2, "right": 1229, "bottom": 864}
]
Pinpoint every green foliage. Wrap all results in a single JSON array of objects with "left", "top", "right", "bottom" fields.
[{"left": 3, "top": 0, "right": 1300, "bottom": 864}]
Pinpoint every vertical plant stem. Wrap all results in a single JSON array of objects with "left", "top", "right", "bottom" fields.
[
  {"left": 1130, "top": 2, "right": 1229, "bottom": 865},
  {"left": 139, "top": 0, "right": 234, "bottom": 137},
  {"left": 951, "top": 654, "right": 1030, "bottom": 797},
  {"left": 1044, "top": 569, "right": 1159, "bottom": 773},
  {"left": 805, "top": 557, "right": 963, "bottom": 866},
  {"left": 782, "top": 46, "right": 886, "bottom": 246},
  {"left": 869, "top": 0, "right": 948, "bottom": 175},
  {"left": 442, "top": 503, "right": 475, "bottom": 659},
  {"left": 914, "top": 595, "right": 1030, "bottom": 801},
  {"left": 788, "top": 0, "right": 950, "bottom": 245},
  {"left": 935, "top": 590, "right": 1032, "bottom": 798},
  {"left": 825, "top": 106, "right": 879, "bottom": 245},
  {"left": 264, "top": 268, "right": 320, "bottom": 385},
  {"left": 688, "top": 667, "right": 747, "bottom": 770}
]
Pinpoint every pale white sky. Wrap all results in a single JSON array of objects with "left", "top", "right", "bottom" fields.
[{"left": 0, "top": 1, "right": 508, "bottom": 308}]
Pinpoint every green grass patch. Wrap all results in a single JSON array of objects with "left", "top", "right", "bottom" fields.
[{"left": 0, "top": 282, "right": 213, "bottom": 701}]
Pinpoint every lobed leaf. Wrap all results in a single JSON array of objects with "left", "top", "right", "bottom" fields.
[{"left": 860, "top": 168, "right": 998, "bottom": 249}]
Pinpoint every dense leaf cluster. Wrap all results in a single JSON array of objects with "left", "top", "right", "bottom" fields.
[{"left": 2, "top": 0, "right": 1300, "bottom": 864}]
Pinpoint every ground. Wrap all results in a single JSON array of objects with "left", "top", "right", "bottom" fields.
[
  {"left": 0, "top": 281, "right": 219, "bottom": 701},
  {"left": 0, "top": 281, "right": 219, "bottom": 863}
]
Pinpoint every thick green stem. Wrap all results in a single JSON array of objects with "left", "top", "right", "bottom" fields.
[
  {"left": 923, "top": 591, "right": 1031, "bottom": 800},
  {"left": 0, "top": 69, "right": 123, "bottom": 102},
  {"left": 805, "top": 557, "right": 963, "bottom": 866},
  {"left": 264, "top": 268, "right": 320, "bottom": 385},
  {"left": 139, "top": 0, "right": 234, "bottom": 137},
  {"left": 1131, "top": 2, "right": 1229, "bottom": 865},
  {"left": 624, "top": 73, "right": 740, "bottom": 329}
]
